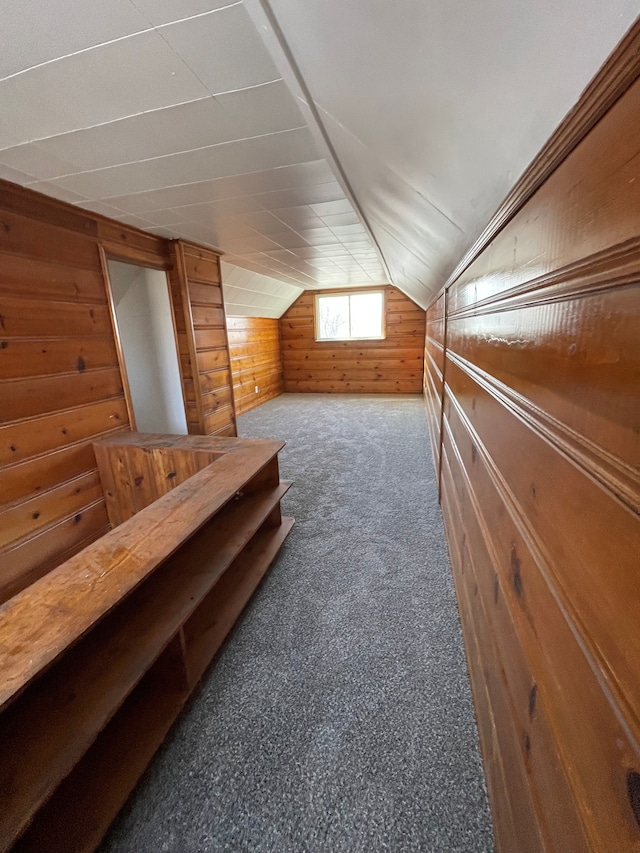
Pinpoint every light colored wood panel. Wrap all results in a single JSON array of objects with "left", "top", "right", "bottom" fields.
[
  {"left": 280, "top": 287, "right": 424, "bottom": 394},
  {"left": 94, "top": 441, "right": 219, "bottom": 527},
  {"left": 284, "top": 367, "right": 423, "bottom": 382},
  {"left": 0, "top": 253, "right": 107, "bottom": 304},
  {"left": 0, "top": 180, "right": 99, "bottom": 238},
  {"left": 386, "top": 310, "right": 427, "bottom": 324},
  {"left": 203, "top": 405, "right": 235, "bottom": 435},
  {"left": 0, "top": 501, "right": 109, "bottom": 604},
  {"left": 187, "top": 281, "right": 223, "bottom": 306},
  {"left": 229, "top": 339, "right": 281, "bottom": 356},
  {"left": 0, "top": 336, "right": 119, "bottom": 379},
  {"left": 0, "top": 440, "right": 115, "bottom": 509},
  {"left": 0, "top": 297, "right": 111, "bottom": 337},
  {"left": 229, "top": 350, "right": 281, "bottom": 371},
  {"left": 198, "top": 368, "right": 232, "bottom": 395},
  {"left": 0, "top": 368, "right": 124, "bottom": 423},
  {"left": 282, "top": 356, "right": 422, "bottom": 371},
  {"left": 0, "top": 209, "right": 101, "bottom": 270},
  {"left": 183, "top": 249, "right": 220, "bottom": 285},
  {"left": 233, "top": 382, "right": 283, "bottom": 416},
  {"left": 0, "top": 398, "right": 129, "bottom": 466},
  {"left": 283, "top": 379, "right": 422, "bottom": 393},
  {"left": 0, "top": 471, "right": 104, "bottom": 550},
  {"left": 196, "top": 348, "right": 230, "bottom": 374},
  {"left": 191, "top": 305, "right": 225, "bottom": 327},
  {"left": 170, "top": 241, "right": 204, "bottom": 434},
  {"left": 281, "top": 335, "right": 426, "bottom": 350},
  {"left": 193, "top": 327, "right": 227, "bottom": 351},
  {"left": 226, "top": 328, "right": 280, "bottom": 345},
  {"left": 282, "top": 346, "right": 423, "bottom": 362},
  {"left": 98, "top": 221, "right": 169, "bottom": 270},
  {"left": 200, "top": 386, "right": 233, "bottom": 411}
]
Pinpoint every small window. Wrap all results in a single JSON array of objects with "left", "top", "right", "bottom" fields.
[{"left": 315, "top": 290, "right": 385, "bottom": 341}]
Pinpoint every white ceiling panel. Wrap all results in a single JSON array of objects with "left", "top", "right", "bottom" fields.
[
  {"left": 271, "top": 206, "right": 324, "bottom": 230},
  {"left": 172, "top": 197, "right": 266, "bottom": 220},
  {"left": 130, "top": 0, "right": 237, "bottom": 28},
  {"left": 0, "top": 143, "right": 81, "bottom": 181},
  {"left": 6, "top": 81, "right": 304, "bottom": 176},
  {"left": 96, "top": 159, "right": 337, "bottom": 216},
  {"left": 0, "top": 0, "right": 149, "bottom": 79},
  {"left": 75, "top": 199, "right": 134, "bottom": 218},
  {"left": 253, "top": 0, "right": 639, "bottom": 304},
  {"left": 0, "top": 30, "right": 209, "bottom": 150},
  {"left": 46, "top": 127, "right": 318, "bottom": 198},
  {"left": 253, "top": 181, "right": 345, "bottom": 210},
  {"left": 158, "top": 4, "right": 280, "bottom": 94}
]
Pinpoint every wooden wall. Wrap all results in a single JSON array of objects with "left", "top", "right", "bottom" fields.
[
  {"left": 281, "top": 286, "right": 425, "bottom": 393},
  {"left": 226, "top": 317, "right": 283, "bottom": 415},
  {"left": 170, "top": 242, "right": 235, "bottom": 437},
  {"left": 424, "top": 39, "right": 640, "bottom": 853},
  {"left": 0, "top": 181, "right": 234, "bottom": 603},
  {"left": 423, "top": 290, "right": 446, "bottom": 474}
]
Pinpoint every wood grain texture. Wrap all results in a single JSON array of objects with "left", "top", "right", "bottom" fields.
[
  {"left": 226, "top": 316, "right": 283, "bottom": 415},
  {"left": 0, "top": 185, "right": 131, "bottom": 601},
  {"left": 0, "top": 180, "right": 237, "bottom": 602},
  {"left": 170, "top": 241, "right": 236, "bottom": 436},
  {"left": 425, "top": 49, "right": 640, "bottom": 853},
  {"left": 280, "top": 286, "right": 425, "bottom": 393},
  {"left": 0, "top": 434, "right": 292, "bottom": 852}
]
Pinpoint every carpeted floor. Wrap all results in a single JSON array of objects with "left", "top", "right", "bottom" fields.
[{"left": 99, "top": 394, "right": 495, "bottom": 853}]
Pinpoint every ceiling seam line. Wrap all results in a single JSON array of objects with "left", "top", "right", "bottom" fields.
[
  {"left": 1, "top": 81, "right": 286, "bottom": 154},
  {"left": 247, "top": 0, "right": 394, "bottom": 288}
]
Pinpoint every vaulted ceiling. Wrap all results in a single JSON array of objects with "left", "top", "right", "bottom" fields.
[{"left": 1, "top": 1, "right": 637, "bottom": 313}]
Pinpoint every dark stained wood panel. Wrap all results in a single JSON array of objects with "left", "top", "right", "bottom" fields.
[
  {"left": 425, "top": 46, "right": 640, "bottom": 853},
  {"left": 226, "top": 317, "right": 283, "bottom": 415},
  {"left": 281, "top": 286, "right": 425, "bottom": 394}
]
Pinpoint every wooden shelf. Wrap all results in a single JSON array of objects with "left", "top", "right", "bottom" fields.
[
  {"left": 0, "top": 435, "right": 293, "bottom": 852},
  {"left": 184, "top": 515, "right": 295, "bottom": 685}
]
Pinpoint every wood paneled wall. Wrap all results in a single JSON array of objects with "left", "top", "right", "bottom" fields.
[
  {"left": 170, "top": 242, "right": 235, "bottom": 437},
  {"left": 226, "top": 317, "right": 283, "bottom": 415},
  {"left": 281, "top": 286, "right": 425, "bottom": 393},
  {"left": 0, "top": 181, "right": 234, "bottom": 603},
  {"left": 423, "top": 290, "right": 446, "bottom": 473},
  {"left": 424, "top": 45, "right": 640, "bottom": 853}
]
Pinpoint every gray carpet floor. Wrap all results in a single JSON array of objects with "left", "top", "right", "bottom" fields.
[{"left": 100, "top": 393, "right": 495, "bottom": 853}]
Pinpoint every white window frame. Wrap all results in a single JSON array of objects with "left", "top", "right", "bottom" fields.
[{"left": 314, "top": 289, "right": 386, "bottom": 342}]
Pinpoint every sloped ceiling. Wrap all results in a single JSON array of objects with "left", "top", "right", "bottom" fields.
[{"left": 0, "top": 1, "right": 637, "bottom": 313}]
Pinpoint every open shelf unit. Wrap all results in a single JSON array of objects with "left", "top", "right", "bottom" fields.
[{"left": 0, "top": 434, "right": 293, "bottom": 853}]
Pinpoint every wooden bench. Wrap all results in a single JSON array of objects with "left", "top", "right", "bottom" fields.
[{"left": 0, "top": 433, "right": 293, "bottom": 852}]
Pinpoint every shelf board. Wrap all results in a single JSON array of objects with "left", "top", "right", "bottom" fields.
[
  {"left": 0, "top": 483, "right": 291, "bottom": 849},
  {"left": 184, "top": 515, "right": 295, "bottom": 685}
]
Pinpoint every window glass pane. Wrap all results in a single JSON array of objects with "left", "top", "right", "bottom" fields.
[
  {"left": 349, "top": 291, "right": 383, "bottom": 338},
  {"left": 318, "top": 295, "right": 350, "bottom": 339}
]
